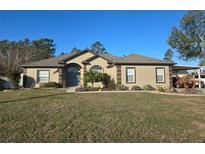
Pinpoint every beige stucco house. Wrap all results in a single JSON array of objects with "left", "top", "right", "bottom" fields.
[{"left": 22, "top": 50, "right": 174, "bottom": 89}]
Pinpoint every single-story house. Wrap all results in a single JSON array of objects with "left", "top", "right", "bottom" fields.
[{"left": 21, "top": 50, "right": 174, "bottom": 89}]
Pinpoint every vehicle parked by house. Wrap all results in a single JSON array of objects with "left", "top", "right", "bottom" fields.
[
  {"left": 194, "top": 74, "right": 205, "bottom": 88},
  {"left": 0, "top": 76, "right": 12, "bottom": 89},
  {"left": 0, "top": 74, "right": 24, "bottom": 89}
]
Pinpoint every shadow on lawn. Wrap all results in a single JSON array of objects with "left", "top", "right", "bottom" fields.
[{"left": 0, "top": 93, "right": 68, "bottom": 104}]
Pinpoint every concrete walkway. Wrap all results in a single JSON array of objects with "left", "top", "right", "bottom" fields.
[
  {"left": 66, "top": 89, "right": 205, "bottom": 96},
  {"left": 66, "top": 86, "right": 79, "bottom": 93}
]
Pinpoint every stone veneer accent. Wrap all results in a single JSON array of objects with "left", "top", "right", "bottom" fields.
[
  {"left": 58, "top": 68, "right": 63, "bottom": 86},
  {"left": 169, "top": 66, "right": 173, "bottom": 89},
  {"left": 83, "top": 64, "right": 87, "bottom": 87},
  {"left": 83, "top": 64, "right": 87, "bottom": 75},
  {"left": 117, "top": 65, "right": 122, "bottom": 84}
]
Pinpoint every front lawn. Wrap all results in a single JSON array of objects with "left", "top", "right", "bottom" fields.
[{"left": 0, "top": 89, "right": 205, "bottom": 142}]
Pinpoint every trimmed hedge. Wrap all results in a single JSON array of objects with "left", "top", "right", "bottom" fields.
[
  {"left": 143, "top": 84, "right": 155, "bottom": 90},
  {"left": 40, "top": 82, "right": 62, "bottom": 88},
  {"left": 117, "top": 84, "right": 129, "bottom": 91},
  {"left": 156, "top": 86, "right": 165, "bottom": 92},
  {"left": 131, "top": 85, "right": 143, "bottom": 90},
  {"left": 75, "top": 87, "right": 101, "bottom": 92}
]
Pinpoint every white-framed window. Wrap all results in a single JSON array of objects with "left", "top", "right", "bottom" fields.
[
  {"left": 126, "top": 67, "right": 136, "bottom": 83},
  {"left": 90, "top": 65, "right": 103, "bottom": 73},
  {"left": 37, "top": 70, "right": 49, "bottom": 83},
  {"left": 156, "top": 68, "right": 165, "bottom": 83}
]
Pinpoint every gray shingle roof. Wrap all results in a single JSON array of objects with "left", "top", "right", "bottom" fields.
[
  {"left": 22, "top": 50, "right": 174, "bottom": 68},
  {"left": 21, "top": 51, "right": 79, "bottom": 67},
  {"left": 115, "top": 54, "right": 174, "bottom": 64},
  {"left": 99, "top": 53, "right": 173, "bottom": 65}
]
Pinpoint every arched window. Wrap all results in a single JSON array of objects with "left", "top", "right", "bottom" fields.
[{"left": 90, "top": 65, "right": 103, "bottom": 73}]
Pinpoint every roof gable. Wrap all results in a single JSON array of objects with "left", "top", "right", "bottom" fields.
[
  {"left": 59, "top": 50, "right": 93, "bottom": 64},
  {"left": 82, "top": 54, "right": 113, "bottom": 64}
]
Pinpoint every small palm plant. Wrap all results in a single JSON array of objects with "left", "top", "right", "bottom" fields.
[
  {"left": 84, "top": 70, "right": 96, "bottom": 87},
  {"left": 84, "top": 70, "right": 111, "bottom": 88}
]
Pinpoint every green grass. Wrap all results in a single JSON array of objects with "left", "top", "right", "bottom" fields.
[{"left": 0, "top": 89, "right": 205, "bottom": 143}]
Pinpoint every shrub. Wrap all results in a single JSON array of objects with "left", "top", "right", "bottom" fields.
[
  {"left": 84, "top": 71, "right": 96, "bottom": 87},
  {"left": 75, "top": 87, "right": 86, "bottom": 92},
  {"left": 94, "top": 73, "right": 103, "bottom": 82},
  {"left": 117, "top": 84, "right": 129, "bottom": 90},
  {"left": 143, "top": 84, "right": 155, "bottom": 90},
  {"left": 102, "top": 87, "right": 112, "bottom": 91},
  {"left": 156, "top": 86, "right": 165, "bottom": 92},
  {"left": 6, "top": 71, "right": 21, "bottom": 89},
  {"left": 131, "top": 85, "right": 143, "bottom": 90},
  {"left": 88, "top": 87, "right": 101, "bottom": 91},
  {"left": 108, "top": 79, "right": 116, "bottom": 90},
  {"left": 75, "top": 87, "right": 100, "bottom": 92},
  {"left": 101, "top": 73, "right": 111, "bottom": 87},
  {"left": 40, "top": 82, "right": 61, "bottom": 88},
  {"left": 84, "top": 71, "right": 111, "bottom": 88}
]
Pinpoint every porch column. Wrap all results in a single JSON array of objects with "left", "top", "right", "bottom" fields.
[
  {"left": 117, "top": 65, "right": 122, "bottom": 85},
  {"left": 198, "top": 68, "right": 201, "bottom": 89},
  {"left": 59, "top": 68, "right": 66, "bottom": 88},
  {"left": 169, "top": 66, "right": 173, "bottom": 89}
]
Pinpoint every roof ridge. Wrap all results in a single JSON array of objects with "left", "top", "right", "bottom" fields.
[{"left": 124, "top": 53, "right": 166, "bottom": 62}]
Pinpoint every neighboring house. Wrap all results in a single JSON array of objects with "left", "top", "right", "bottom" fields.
[{"left": 21, "top": 50, "right": 174, "bottom": 89}]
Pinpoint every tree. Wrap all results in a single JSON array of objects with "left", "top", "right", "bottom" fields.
[
  {"left": 0, "top": 40, "right": 23, "bottom": 75},
  {"left": 0, "top": 40, "right": 10, "bottom": 75},
  {"left": 163, "top": 49, "right": 174, "bottom": 62},
  {"left": 168, "top": 11, "right": 205, "bottom": 63},
  {"left": 0, "top": 38, "right": 56, "bottom": 88},
  {"left": 60, "top": 52, "right": 65, "bottom": 56},
  {"left": 32, "top": 38, "right": 56, "bottom": 60},
  {"left": 84, "top": 70, "right": 96, "bottom": 87},
  {"left": 0, "top": 38, "right": 55, "bottom": 75},
  {"left": 199, "top": 59, "right": 205, "bottom": 66},
  {"left": 6, "top": 71, "right": 21, "bottom": 89},
  {"left": 0, "top": 40, "right": 26, "bottom": 88},
  {"left": 90, "top": 41, "right": 107, "bottom": 54},
  {"left": 71, "top": 47, "right": 81, "bottom": 53}
]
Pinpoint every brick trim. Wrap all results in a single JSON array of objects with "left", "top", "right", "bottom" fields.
[
  {"left": 169, "top": 66, "right": 173, "bottom": 89},
  {"left": 83, "top": 64, "right": 87, "bottom": 87},
  {"left": 83, "top": 64, "right": 87, "bottom": 75}
]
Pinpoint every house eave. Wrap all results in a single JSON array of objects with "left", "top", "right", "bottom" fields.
[
  {"left": 114, "top": 62, "right": 175, "bottom": 66},
  {"left": 21, "top": 65, "right": 64, "bottom": 68}
]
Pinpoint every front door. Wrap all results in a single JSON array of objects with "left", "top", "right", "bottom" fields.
[{"left": 66, "top": 66, "right": 80, "bottom": 87}]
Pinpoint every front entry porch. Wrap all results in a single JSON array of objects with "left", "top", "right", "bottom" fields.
[{"left": 65, "top": 63, "right": 82, "bottom": 87}]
